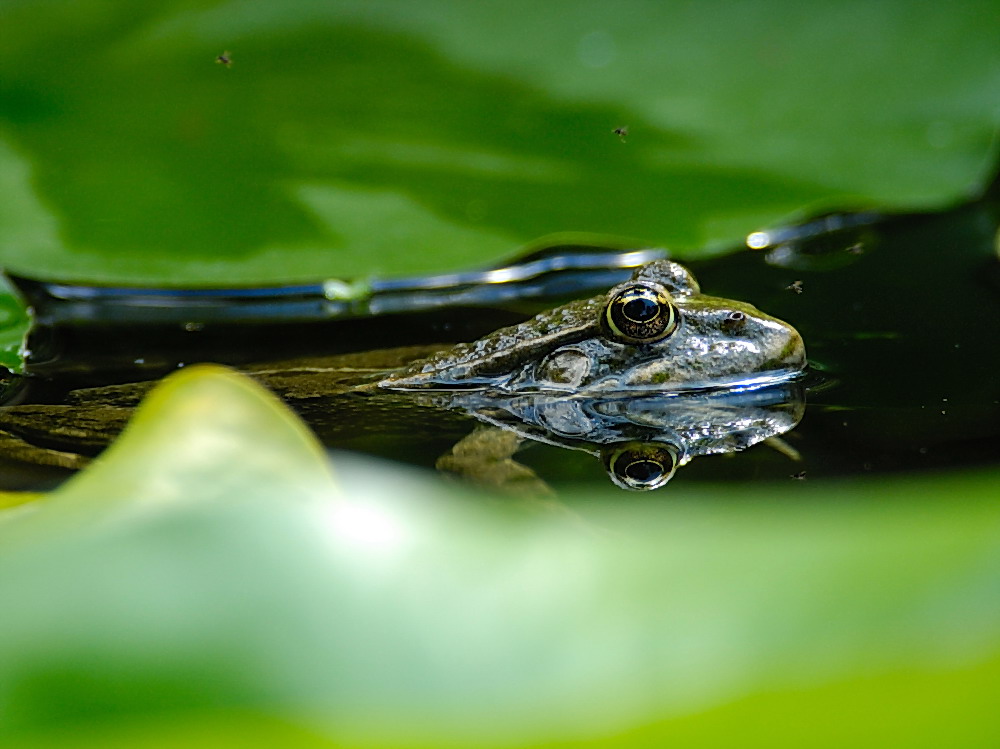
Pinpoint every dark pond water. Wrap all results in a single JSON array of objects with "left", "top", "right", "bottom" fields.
[{"left": 1, "top": 196, "right": 998, "bottom": 494}]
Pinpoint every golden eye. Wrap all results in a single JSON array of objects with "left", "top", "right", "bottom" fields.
[
  {"left": 603, "top": 283, "right": 678, "bottom": 344},
  {"left": 602, "top": 442, "right": 680, "bottom": 491}
]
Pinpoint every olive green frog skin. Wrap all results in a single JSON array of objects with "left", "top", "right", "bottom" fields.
[{"left": 380, "top": 259, "right": 806, "bottom": 393}]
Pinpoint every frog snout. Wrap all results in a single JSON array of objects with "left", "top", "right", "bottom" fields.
[{"left": 772, "top": 324, "right": 807, "bottom": 371}]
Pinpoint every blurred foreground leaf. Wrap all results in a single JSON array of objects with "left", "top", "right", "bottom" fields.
[
  {"left": 0, "top": 1, "right": 998, "bottom": 284},
  {"left": 0, "top": 368, "right": 998, "bottom": 747}
]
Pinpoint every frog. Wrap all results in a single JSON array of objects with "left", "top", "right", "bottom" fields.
[
  {"left": 0, "top": 259, "right": 807, "bottom": 490},
  {"left": 375, "top": 258, "right": 806, "bottom": 392}
]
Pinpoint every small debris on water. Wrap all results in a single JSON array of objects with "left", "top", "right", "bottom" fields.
[
  {"left": 183, "top": 322, "right": 205, "bottom": 332},
  {"left": 785, "top": 280, "right": 804, "bottom": 294},
  {"left": 790, "top": 471, "right": 807, "bottom": 480},
  {"left": 215, "top": 51, "right": 232, "bottom": 67},
  {"left": 613, "top": 126, "right": 628, "bottom": 142}
]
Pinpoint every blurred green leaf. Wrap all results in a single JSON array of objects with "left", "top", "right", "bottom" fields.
[
  {"left": 0, "top": 364, "right": 338, "bottom": 539},
  {"left": 0, "top": 1, "right": 998, "bottom": 284},
  {"left": 0, "top": 273, "right": 29, "bottom": 371},
  {"left": 0, "top": 368, "right": 998, "bottom": 747}
]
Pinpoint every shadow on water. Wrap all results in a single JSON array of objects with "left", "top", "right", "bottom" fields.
[{"left": 0, "top": 195, "right": 998, "bottom": 493}]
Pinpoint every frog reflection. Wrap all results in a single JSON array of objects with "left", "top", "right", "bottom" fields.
[
  {"left": 423, "top": 382, "right": 805, "bottom": 491},
  {"left": 0, "top": 260, "right": 807, "bottom": 491}
]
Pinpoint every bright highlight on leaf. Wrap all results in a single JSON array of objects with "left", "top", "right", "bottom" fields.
[{"left": 0, "top": 365, "right": 340, "bottom": 539}]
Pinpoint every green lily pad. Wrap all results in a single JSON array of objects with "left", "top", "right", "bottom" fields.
[
  {"left": 0, "top": 365, "right": 338, "bottom": 537},
  {"left": 0, "top": 1, "right": 997, "bottom": 284},
  {"left": 0, "top": 367, "right": 998, "bottom": 747}
]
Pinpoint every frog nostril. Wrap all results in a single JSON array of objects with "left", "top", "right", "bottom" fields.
[{"left": 722, "top": 310, "right": 747, "bottom": 332}]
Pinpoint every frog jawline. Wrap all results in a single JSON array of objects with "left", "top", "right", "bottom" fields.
[
  {"left": 379, "top": 364, "right": 805, "bottom": 396},
  {"left": 579, "top": 367, "right": 808, "bottom": 395}
]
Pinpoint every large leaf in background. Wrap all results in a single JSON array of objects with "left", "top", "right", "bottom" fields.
[
  {"left": 0, "top": 368, "right": 998, "bottom": 747},
  {"left": 0, "top": 0, "right": 998, "bottom": 284}
]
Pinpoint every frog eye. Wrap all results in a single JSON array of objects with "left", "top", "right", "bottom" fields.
[
  {"left": 602, "top": 442, "right": 680, "bottom": 491},
  {"left": 603, "top": 283, "right": 678, "bottom": 344}
]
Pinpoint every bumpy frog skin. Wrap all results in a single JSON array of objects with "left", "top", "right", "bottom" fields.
[{"left": 380, "top": 260, "right": 806, "bottom": 393}]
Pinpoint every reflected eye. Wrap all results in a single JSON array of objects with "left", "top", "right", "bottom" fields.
[
  {"left": 604, "top": 283, "right": 678, "bottom": 344},
  {"left": 602, "top": 442, "right": 680, "bottom": 491}
]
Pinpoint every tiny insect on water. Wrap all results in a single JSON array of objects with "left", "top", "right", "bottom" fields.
[
  {"left": 215, "top": 51, "right": 232, "bottom": 67},
  {"left": 613, "top": 126, "right": 629, "bottom": 142}
]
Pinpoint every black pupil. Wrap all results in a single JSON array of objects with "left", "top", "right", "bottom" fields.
[
  {"left": 625, "top": 459, "right": 663, "bottom": 484},
  {"left": 622, "top": 295, "right": 659, "bottom": 323}
]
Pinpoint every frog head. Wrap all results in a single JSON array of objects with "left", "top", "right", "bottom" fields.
[{"left": 380, "top": 260, "right": 806, "bottom": 393}]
